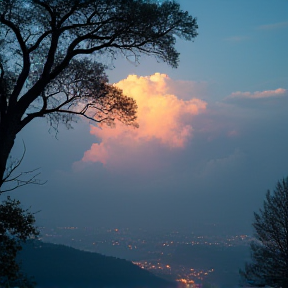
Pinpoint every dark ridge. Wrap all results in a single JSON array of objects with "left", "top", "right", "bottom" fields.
[{"left": 18, "top": 240, "right": 176, "bottom": 288}]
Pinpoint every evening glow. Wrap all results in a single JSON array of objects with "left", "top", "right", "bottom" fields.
[
  {"left": 82, "top": 73, "right": 207, "bottom": 167},
  {"left": 228, "top": 88, "right": 287, "bottom": 99},
  {"left": 14, "top": 0, "right": 288, "bottom": 269}
]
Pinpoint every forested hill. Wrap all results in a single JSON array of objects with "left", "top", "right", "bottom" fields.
[{"left": 18, "top": 241, "right": 176, "bottom": 288}]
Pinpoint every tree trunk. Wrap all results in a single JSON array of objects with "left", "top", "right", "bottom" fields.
[{"left": 0, "top": 118, "right": 18, "bottom": 189}]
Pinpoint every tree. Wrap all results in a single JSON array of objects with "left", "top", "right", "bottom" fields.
[
  {"left": 0, "top": 196, "right": 38, "bottom": 287},
  {"left": 0, "top": 0, "right": 198, "bottom": 188},
  {"left": 240, "top": 177, "right": 288, "bottom": 288},
  {"left": 0, "top": 0, "right": 198, "bottom": 283}
]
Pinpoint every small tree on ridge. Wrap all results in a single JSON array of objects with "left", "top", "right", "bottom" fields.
[
  {"left": 0, "top": 196, "right": 38, "bottom": 287},
  {"left": 240, "top": 177, "right": 288, "bottom": 288}
]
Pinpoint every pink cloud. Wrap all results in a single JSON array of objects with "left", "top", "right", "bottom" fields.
[
  {"left": 228, "top": 88, "right": 287, "bottom": 99},
  {"left": 81, "top": 73, "right": 207, "bottom": 168}
]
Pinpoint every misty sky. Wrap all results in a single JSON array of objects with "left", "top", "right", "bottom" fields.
[{"left": 10, "top": 0, "right": 288, "bottom": 234}]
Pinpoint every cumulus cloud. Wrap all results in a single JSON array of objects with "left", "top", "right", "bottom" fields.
[
  {"left": 81, "top": 73, "right": 207, "bottom": 168},
  {"left": 227, "top": 88, "right": 287, "bottom": 100}
]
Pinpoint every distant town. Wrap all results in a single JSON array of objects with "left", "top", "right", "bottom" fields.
[{"left": 38, "top": 226, "right": 252, "bottom": 287}]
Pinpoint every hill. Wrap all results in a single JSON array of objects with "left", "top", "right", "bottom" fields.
[{"left": 18, "top": 240, "right": 176, "bottom": 288}]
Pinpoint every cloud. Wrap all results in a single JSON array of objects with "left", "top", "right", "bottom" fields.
[
  {"left": 227, "top": 88, "right": 287, "bottom": 100},
  {"left": 80, "top": 73, "right": 207, "bottom": 168},
  {"left": 257, "top": 21, "right": 288, "bottom": 31}
]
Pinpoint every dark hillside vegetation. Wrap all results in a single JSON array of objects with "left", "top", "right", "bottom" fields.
[{"left": 18, "top": 241, "right": 176, "bottom": 288}]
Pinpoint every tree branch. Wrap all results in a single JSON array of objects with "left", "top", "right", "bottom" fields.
[
  {"left": 0, "top": 16, "right": 30, "bottom": 108},
  {"left": 0, "top": 141, "right": 46, "bottom": 194}
]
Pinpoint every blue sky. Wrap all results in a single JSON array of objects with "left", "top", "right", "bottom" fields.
[
  {"left": 109, "top": 0, "right": 288, "bottom": 95},
  {"left": 10, "top": 0, "right": 288, "bottom": 234}
]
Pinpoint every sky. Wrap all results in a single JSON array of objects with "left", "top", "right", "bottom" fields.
[{"left": 10, "top": 0, "right": 288, "bottom": 234}]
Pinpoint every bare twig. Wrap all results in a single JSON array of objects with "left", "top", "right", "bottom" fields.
[{"left": 0, "top": 141, "right": 46, "bottom": 194}]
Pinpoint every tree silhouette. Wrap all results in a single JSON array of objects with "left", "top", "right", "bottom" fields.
[
  {"left": 0, "top": 0, "right": 198, "bottom": 283},
  {"left": 0, "top": 0, "right": 198, "bottom": 189},
  {"left": 240, "top": 177, "right": 288, "bottom": 288},
  {"left": 0, "top": 196, "right": 38, "bottom": 287}
]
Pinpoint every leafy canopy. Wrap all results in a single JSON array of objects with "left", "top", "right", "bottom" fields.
[
  {"left": 0, "top": 0, "right": 198, "bottom": 188},
  {"left": 0, "top": 1, "right": 198, "bottom": 284},
  {"left": 0, "top": 0, "right": 198, "bottom": 131},
  {"left": 240, "top": 177, "right": 288, "bottom": 288},
  {"left": 0, "top": 196, "right": 38, "bottom": 287}
]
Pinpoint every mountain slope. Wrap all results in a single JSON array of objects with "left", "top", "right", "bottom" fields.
[{"left": 19, "top": 241, "right": 176, "bottom": 288}]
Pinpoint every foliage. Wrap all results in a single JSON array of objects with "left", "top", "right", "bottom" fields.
[
  {"left": 0, "top": 0, "right": 198, "bottom": 187},
  {"left": 0, "top": 0, "right": 198, "bottom": 284},
  {"left": 240, "top": 177, "right": 288, "bottom": 288},
  {"left": 0, "top": 196, "right": 38, "bottom": 287}
]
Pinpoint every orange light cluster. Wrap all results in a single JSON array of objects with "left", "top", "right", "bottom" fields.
[{"left": 176, "top": 278, "right": 195, "bottom": 284}]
